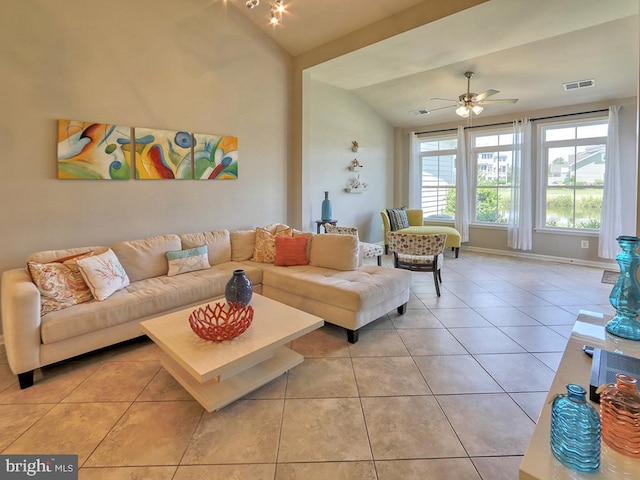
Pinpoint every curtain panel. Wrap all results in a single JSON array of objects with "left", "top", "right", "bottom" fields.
[
  {"left": 599, "top": 105, "right": 622, "bottom": 259},
  {"left": 508, "top": 118, "right": 533, "bottom": 250}
]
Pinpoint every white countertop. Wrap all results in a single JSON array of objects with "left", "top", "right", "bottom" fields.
[{"left": 519, "top": 311, "right": 640, "bottom": 479}]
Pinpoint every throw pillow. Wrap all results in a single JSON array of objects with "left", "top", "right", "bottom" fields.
[
  {"left": 77, "top": 249, "right": 130, "bottom": 301},
  {"left": 309, "top": 234, "right": 359, "bottom": 271},
  {"left": 274, "top": 236, "right": 309, "bottom": 266},
  {"left": 387, "top": 207, "right": 409, "bottom": 231},
  {"left": 251, "top": 227, "right": 293, "bottom": 263},
  {"left": 27, "top": 251, "right": 95, "bottom": 316},
  {"left": 166, "top": 245, "right": 210, "bottom": 277}
]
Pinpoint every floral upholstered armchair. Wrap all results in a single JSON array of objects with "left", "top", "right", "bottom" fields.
[
  {"left": 324, "top": 224, "right": 384, "bottom": 266},
  {"left": 386, "top": 232, "right": 447, "bottom": 296}
]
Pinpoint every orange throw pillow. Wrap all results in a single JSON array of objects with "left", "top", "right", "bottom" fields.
[{"left": 274, "top": 236, "right": 309, "bottom": 266}]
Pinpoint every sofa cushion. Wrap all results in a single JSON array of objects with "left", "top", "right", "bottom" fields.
[
  {"left": 166, "top": 245, "right": 210, "bottom": 277},
  {"left": 179, "top": 230, "right": 231, "bottom": 266},
  {"left": 77, "top": 249, "right": 130, "bottom": 301},
  {"left": 27, "top": 252, "right": 95, "bottom": 316},
  {"left": 387, "top": 207, "right": 409, "bottom": 231},
  {"left": 27, "top": 246, "right": 108, "bottom": 265},
  {"left": 111, "top": 234, "right": 181, "bottom": 282},
  {"left": 230, "top": 230, "right": 256, "bottom": 261},
  {"left": 309, "top": 234, "right": 358, "bottom": 271},
  {"left": 252, "top": 227, "right": 293, "bottom": 263},
  {"left": 274, "top": 236, "right": 309, "bottom": 266},
  {"left": 39, "top": 262, "right": 264, "bottom": 344}
]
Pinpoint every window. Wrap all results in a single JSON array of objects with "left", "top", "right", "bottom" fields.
[
  {"left": 470, "top": 129, "right": 515, "bottom": 224},
  {"left": 538, "top": 118, "right": 607, "bottom": 230},
  {"left": 417, "top": 135, "right": 457, "bottom": 220}
]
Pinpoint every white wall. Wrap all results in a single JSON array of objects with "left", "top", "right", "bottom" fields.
[
  {"left": 304, "top": 79, "right": 394, "bottom": 242},
  {"left": 0, "top": 0, "right": 291, "bottom": 278}
]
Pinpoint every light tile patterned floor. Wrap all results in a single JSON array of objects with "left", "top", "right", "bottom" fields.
[{"left": 0, "top": 251, "right": 615, "bottom": 479}]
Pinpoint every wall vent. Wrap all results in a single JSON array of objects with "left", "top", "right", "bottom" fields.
[{"left": 563, "top": 79, "right": 596, "bottom": 91}]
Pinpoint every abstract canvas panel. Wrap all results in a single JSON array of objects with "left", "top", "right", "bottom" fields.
[
  {"left": 134, "top": 128, "right": 193, "bottom": 180},
  {"left": 57, "top": 120, "right": 132, "bottom": 180},
  {"left": 193, "top": 133, "right": 238, "bottom": 180}
]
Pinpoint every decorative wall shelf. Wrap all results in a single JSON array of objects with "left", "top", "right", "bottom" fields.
[{"left": 345, "top": 185, "right": 368, "bottom": 193}]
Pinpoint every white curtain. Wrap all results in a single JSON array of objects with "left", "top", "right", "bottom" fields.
[
  {"left": 455, "top": 126, "right": 469, "bottom": 242},
  {"left": 599, "top": 105, "right": 622, "bottom": 259},
  {"left": 408, "top": 132, "right": 421, "bottom": 208},
  {"left": 508, "top": 118, "right": 533, "bottom": 250}
]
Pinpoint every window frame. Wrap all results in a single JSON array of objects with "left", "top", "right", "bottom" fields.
[
  {"left": 535, "top": 116, "right": 608, "bottom": 233},
  {"left": 416, "top": 133, "right": 458, "bottom": 221},
  {"left": 468, "top": 127, "right": 517, "bottom": 226}
]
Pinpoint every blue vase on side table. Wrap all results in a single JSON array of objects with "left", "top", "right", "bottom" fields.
[{"left": 321, "top": 191, "right": 332, "bottom": 222}]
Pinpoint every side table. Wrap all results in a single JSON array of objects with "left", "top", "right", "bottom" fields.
[{"left": 315, "top": 220, "right": 337, "bottom": 234}]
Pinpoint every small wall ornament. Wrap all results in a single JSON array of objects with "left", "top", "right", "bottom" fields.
[
  {"left": 352, "top": 140, "right": 360, "bottom": 152},
  {"left": 349, "top": 159, "right": 363, "bottom": 171}
]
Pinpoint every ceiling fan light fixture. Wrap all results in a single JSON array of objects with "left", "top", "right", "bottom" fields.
[
  {"left": 471, "top": 105, "right": 484, "bottom": 115},
  {"left": 456, "top": 105, "right": 470, "bottom": 118}
]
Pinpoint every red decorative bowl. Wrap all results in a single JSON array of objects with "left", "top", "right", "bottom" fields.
[{"left": 188, "top": 302, "right": 254, "bottom": 342}]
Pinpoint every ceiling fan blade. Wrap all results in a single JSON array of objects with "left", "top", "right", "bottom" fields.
[
  {"left": 410, "top": 104, "right": 456, "bottom": 115},
  {"left": 473, "top": 89, "right": 499, "bottom": 102},
  {"left": 430, "top": 97, "right": 458, "bottom": 103},
  {"left": 479, "top": 98, "right": 519, "bottom": 104}
]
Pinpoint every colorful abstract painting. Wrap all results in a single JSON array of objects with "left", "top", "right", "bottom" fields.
[
  {"left": 133, "top": 128, "right": 193, "bottom": 180},
  {"left": 57, "top": 120, "right": 131, "bottom": 180},
  {"left": 193, "top": 133, "right": 238, "bottom": 180}
]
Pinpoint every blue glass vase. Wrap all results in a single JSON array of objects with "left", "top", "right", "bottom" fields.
[
  {"left": 550, "top": 383, "right": 600, "bottom": 473},
  {"left": 607, "top": 235, "right": 640, "bottom": 341},
  {"left": 225, "top": 269, "right": 252, "bottom": 307},
  {"left": 321, "top": 191, "right": 332, "bottom": 221}
]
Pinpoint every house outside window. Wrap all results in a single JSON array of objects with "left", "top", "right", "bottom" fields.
[
  {"left": 538, "top": 118, "right": 607, "bottom": 231},
  {"left": 418, "top": 135, "right": 457, "bottom": 220},
  {"left": 469, "top": 130, "right": 515, "bottom": 224}
]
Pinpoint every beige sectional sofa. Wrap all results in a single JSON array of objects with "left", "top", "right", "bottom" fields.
[{"left": 1, "top": 225, "right": 411, "bottom": 389}]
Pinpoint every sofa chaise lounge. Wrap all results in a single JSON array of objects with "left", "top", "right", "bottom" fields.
[{"left": 1, "top": 225, "right": 411, "bottom": 388}]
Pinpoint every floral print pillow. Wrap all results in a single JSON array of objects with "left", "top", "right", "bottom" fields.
[
  {"left": 28, "top": 251, "right": 95, "bottom": 316},
  {"left": 251, "top": 227, "right": 293, "bottom": 263}
]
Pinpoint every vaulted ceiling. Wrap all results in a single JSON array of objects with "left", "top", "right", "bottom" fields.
[{"left": 230, "top": 0, "right": 639, "bottom": 128}]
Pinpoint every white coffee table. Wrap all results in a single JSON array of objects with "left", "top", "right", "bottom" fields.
[{"left": 140, "top": 294, "right": 324, "bottom": 411}]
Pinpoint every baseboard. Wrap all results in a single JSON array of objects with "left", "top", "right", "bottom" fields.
[{"left": 463, "top": 246, "right": 616, "bottom": 269}]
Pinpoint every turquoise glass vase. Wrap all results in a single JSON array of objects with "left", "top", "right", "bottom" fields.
[
  {"left": 550, "top": 383, "right": 600, "bottom": 473},
  {"left": 321, "top": 191, "right": 333, "bottom": 221},
  {"left": 607, "top": 235, "right": 640, "bottom": 341}
]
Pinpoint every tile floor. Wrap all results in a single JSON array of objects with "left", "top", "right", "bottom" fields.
[{"left": 0, "top": 251, "right": 615, "bottom": 479}]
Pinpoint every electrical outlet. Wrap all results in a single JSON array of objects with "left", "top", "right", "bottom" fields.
[{"left": 581, "top": 240, "right": 589, "bottom": 249}]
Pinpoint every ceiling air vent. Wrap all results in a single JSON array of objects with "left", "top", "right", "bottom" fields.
[
  {"left": 410, "top": 109, "right": 429, "bottom": 115},
  {"left": 563, "top": 79, "right": 596, "bottom": 91}
]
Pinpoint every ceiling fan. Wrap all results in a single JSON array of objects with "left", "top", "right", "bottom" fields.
[{"left": 412, "top": 71, "right": 518, "bottom": 118}]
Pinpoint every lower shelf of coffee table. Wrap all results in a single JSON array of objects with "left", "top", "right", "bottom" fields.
[{"left": 161, "top": 345, "right": 302, "bottom": 412}]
